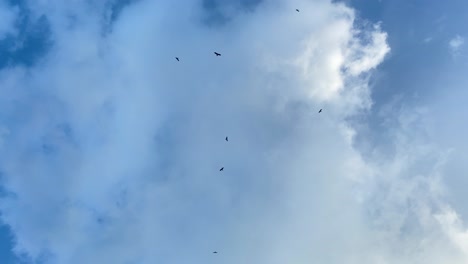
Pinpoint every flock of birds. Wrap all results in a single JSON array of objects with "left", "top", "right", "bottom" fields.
[{"left": 173, "top": 8, "right": 323, "bottom": 256}]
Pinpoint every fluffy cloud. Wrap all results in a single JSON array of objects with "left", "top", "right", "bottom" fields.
[{"left": 0, "top": 0, "right": 467, "bottom": 263}]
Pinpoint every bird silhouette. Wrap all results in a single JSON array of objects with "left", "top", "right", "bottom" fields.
[
  {"left": 225, "top": 136, "right": 228, "bottom": 142},
  {"left": 318, "top": 109, "right": 322, "bottom": 113},
  {"left": 213, "top": 251, "right": 218, "bottom": 254},
  {"left": 296, "top": 9, "right": 300, "bottom": 12},
  {"left": 214, "top": 52, "right": 221, "bottom": 56},
  {"left": 175, "top": 57, "right": 179, "bottom": 61},
  {"left": 219, "top": 167, "right": 224, "bottom": 171}
]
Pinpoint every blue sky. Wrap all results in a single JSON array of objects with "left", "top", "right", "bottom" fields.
[{"left": 1, "top": 0, "right": 468, "bottom": 263}]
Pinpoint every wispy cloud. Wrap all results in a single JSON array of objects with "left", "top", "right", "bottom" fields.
[
  {"left": 449, "top": 35, "right": 465, "bottom": 56},
  {"left": 423, "top": 36, "right": 433, "bottom": 43},
  {"left": 0, "top": 0, "right": 467, "bottom": 263}
]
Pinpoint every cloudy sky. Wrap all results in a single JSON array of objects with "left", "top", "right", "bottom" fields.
[{"left": 0, "top": 0, "right": 468, "bottom": 263}]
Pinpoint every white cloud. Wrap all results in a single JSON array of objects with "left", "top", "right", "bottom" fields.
[
  {"left": 449, "top": 35, "right": 465, "bottom": 56},
  {"left": 0, "top": 0, "right": 467, "bottom": 263},
  {"left": 436, "top": 208, "right": 468, "bottom": 255}
]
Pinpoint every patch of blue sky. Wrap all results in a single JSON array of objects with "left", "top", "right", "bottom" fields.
[
  {"left": 0, "top": 225, "right": 19, "bottom": 264},
  {"left": 341, "top": 0, "right": 468, "bottom": 156},
  {"left": 201, "top": 0, "right": 263, "bottom": 26},
  {"left": 348, "top": 0, "right": 468, "bottom": 99},
  {"left": 0, "top": 1, "right": 52, "bottom": 70},
  {"left": 0, "top": 179, "right": 19, "bottom": 264}
]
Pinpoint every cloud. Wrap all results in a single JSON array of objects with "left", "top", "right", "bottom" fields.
[
  {"left": 0, "top": 0, "right": 467, "bottom": 263},
  {"left": 423, "top": 36, "right": 433, "bottom": 43},
  {"left": 449, "top": 35, "right": 464, "bottom": 56},
  {"left": 0, "top": 2, "right": 18, "bottom": 40}
]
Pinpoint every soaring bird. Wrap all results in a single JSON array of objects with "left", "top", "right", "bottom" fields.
[
  {"left": 175, "top": 57, "right": 179, "bottom": 61},
  {"left": 318, "top": 109, "right": 322, "bottom": 113},
  {"left": 214, "top": 52, "right": 221, "bottom": 56},
  {"left": 296, "top": 9, "right": 300, "bottom": 12},
  {"left": 213, "top": 251, "right": 218, "bottom": 254},
  {"left": 219, "top": 167, "right": 224, "bottom": 171},
  {"left": 225, "top": 136, "right": 228, "bottom": 142}
]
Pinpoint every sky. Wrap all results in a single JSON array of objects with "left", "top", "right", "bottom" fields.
[{"left": 0, "top": 0, "right": 468, "bottom": 263}]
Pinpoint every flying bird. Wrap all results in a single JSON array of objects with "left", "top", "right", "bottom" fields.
[
  {"left": 318, "top": 109, "right": 322, "bottom": 113},
  {"left": 175, "top": 57, "right": 179, "bottom": 61},
  {"left": 225, "top": 136, "right": 228, "bottom": 142},
  {"left": 213, "top": 251, "right": 218, "bottom": 254},
  {"left": 214, "top": 52, "right": 221, "bottom": 56},
  {"left": 219, "top": 167, "right": 224, "bottom": 171},
  {"left": 296, "top": 9, "right": 300, "bottom": 12}
]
